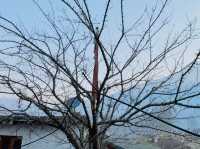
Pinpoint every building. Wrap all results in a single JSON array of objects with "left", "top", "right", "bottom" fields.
[{"left": 0, "top": 115, "right": 74, "bottom": 149}]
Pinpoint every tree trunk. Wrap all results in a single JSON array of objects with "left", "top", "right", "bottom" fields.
[
  {"left": 89, "top": 125, "right": 99, "bottom": 149},
  {"left": 89, "top": 109, "right": 100, "bottom": 149}
]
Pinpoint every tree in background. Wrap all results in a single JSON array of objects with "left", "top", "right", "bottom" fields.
[{"left": 0, "top": 0, "right": 200, "bottom": 148}]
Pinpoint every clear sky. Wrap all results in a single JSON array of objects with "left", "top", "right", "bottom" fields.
[
  {"left": 1, "top": 0, "right": 200, "bottom": 62},
  {"left": 0, "top": 1, "right": 200, "bottom": 18},
  {"left": 1, "top": 0, "right": 200, "bottom": 29},
  {"left": 1, "top": 0, "right": 200, "bottom": 47},
  {"left": 1, "top": 0, "right": 200, "bottom": 129}
]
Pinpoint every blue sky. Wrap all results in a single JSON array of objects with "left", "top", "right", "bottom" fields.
[
  {"left": 1, "top": 0, "right": 200, "bottom": 51},
  {"left": 1, "top": 0, "right": 200, "bottom": 129},
  {"left": 1, "top": 1, "right": 200, "bottom": 18},
  {"left": 1, "top": 0, "right": 200, "bottom": 29}
]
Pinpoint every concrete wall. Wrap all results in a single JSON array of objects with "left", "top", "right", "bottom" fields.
[{"left": 0, "top": 124, "right": 72, "bottom": 149}]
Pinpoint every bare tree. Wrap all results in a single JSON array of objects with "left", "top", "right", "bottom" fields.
[{"left": 0, "top": 0, "right": 200, "bottom": 148}]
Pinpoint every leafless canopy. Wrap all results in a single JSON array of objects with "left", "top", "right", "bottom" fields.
[{"left": 0, "top": 0, "right": 200, "bottom": 149}]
